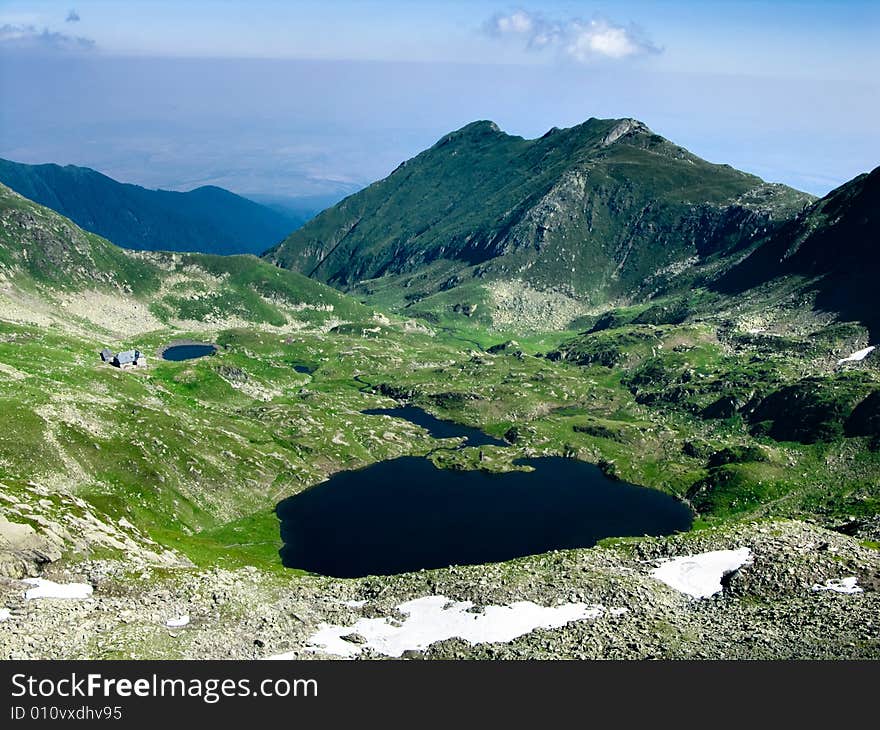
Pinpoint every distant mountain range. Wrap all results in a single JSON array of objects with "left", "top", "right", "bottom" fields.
[
  {"left": 0, "top": 158, "right": 316, "bottom": 256},
  {"left": 2, "top": 117, "right": 876, "bottom": 338}
]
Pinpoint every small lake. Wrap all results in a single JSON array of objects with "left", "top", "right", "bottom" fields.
[
  {"left": 276, "top": 456, "right": 692, "bottom": 578},
  {"left": 293, "top": 364, "right": 315, "bottom": 374},
  {"left": 361, "top": 405, "right": 506, "bottom": 448},
  {"left": 161, "top": 343, "right": 217, "bottom": 361}
]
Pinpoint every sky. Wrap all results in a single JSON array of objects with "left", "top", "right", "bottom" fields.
[{"left": 1, "top": 1, "right": 878, "bottom": 199}]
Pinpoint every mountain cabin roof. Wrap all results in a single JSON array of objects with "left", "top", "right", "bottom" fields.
[{"left": 115, "top": 350, "right": 141, "bottom": 365}]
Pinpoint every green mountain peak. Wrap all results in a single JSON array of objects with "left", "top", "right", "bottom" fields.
[{"left": 264, "top": 116, "right": 813, "bottom": 328}]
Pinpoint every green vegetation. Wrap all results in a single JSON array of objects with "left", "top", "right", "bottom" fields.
[
  {"left": 0, "top": 184, "right": 163, "bottom": 294},
  {"left": 0, "top": 139, "right": 877, "bottom": 584},
  {"left": 0, "top": 183, "right": 369, "bottom": 331},
  {"left": 749, "top": 374, "right": 876, "bottom": 444},
  {"left": 0, "top": 157, "right": 307, "bottom": 255},
  {"left": 266, "top": 117, "right": 811, "bottom": 322}
]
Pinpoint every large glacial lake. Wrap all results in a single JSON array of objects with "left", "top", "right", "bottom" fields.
[{"left": 276, "top": 455, "right": 692, "bottom": 578}]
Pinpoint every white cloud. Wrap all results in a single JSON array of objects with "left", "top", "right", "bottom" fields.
[
  {"left": 568, "top": 20, "right": 644, "bottom": 61},
  {"left": 485, "top": 9, "right": 660, "bottom": 62},
  {"left": 485, "top": 9, "right": 558, "bottom": 49},
  {"left": 0, "top": 23, "right": 94, "bottom": 52},
  {"left": 493, "top": 9, "right": 534, "bottom": 35}
]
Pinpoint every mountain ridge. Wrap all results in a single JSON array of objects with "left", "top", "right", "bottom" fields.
[
  {"left": 0, "top": 158, "right": 310, "bottom": 256},
  {"left": 716, "top": 164, "right": 880, "bottom": 337},
  {"left": 265, "top": 116, "right": 814, "bottom": 323},
  {"left": 0, "top": 181, "right": 369, "bottom": 337}
]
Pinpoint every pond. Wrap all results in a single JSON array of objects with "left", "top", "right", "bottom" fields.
[
  {"left": 161, "top": 343, "right": 217, "bottom": 361},
  {"left": 293, "top": 364, "right": 315, "bottom": 374},
  {"left": 276, "top": 456, "right": 692, "bottom": 578},
  {"left": 361, "top": 405, "right": 506, "bottom": 448}
]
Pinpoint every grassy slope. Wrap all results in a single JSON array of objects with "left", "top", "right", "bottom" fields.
[
  {"left": 0, "top": 182, "right": 162, "bottom": 294},
  {"left": 0, "top": 182, "right": 368, "bottom": 330}
]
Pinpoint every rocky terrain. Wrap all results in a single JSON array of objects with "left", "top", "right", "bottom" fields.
[
  {"left": 1, "top": 520, "right": 877, "bottom": 660},
  {"left": 0, "top": 480, "right": 186, "bottom": 579}
]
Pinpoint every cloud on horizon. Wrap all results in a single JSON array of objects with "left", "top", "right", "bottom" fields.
[
  {"left": 485, "top": 9, "right": 661, "bottom": 62},
  {"left": 0, "top": 23, "right": 94, "bottom": 53},
  {"left": 66, "top": 10, "right": 81, "bottom": 23}
]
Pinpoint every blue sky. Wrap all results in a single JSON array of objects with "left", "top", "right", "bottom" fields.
[{"left": 1, "top": 1, "right": 878, "bottom": 198}]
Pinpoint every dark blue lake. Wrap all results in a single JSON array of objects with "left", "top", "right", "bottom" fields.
[
  {"left": 162, "top": 344, "right": 217, "bottom": 361},
  {"left": 276, "top": 456, "right": 692, "bottom": 578},
  {"left": 361, "top": 405, "right": 506, "bottom": 447}
]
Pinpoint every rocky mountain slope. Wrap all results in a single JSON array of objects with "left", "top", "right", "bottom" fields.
[
  {"left": 717, "top": 165, "right": 880, "bottom": 338},
  {"left": 265, "top": 118, "right": 812, "bottom": 322},
  {"left": 0, "top": 158, "right": 306, "bottom": 255},
  {"left": 0, "top": 182, "right": 368, "bottom": 337}
]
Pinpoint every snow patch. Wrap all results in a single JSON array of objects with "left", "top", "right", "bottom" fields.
[
  {"left": 0, "top": 608, "right": 10, "bottom": 621},
  {"left": 166, "top": 615, "right": 190, "bottom": 628},
  {"left": 268, "top": 595, "right": 611, "bottom": 659},
  {"left": 342, "top": 600, "right": 367, "bottom": 608},
  {"left": 837, "top": 346, "right": 875, "bottom": 365},
  {"left": 21, "top": 578, "right": 93, "bottom": 600},
  {"left": 650, "top": 548, "right": 753, "bottom": 599},
  {"left": 812, "top": 577, "right": 862, "bottom": 594}
]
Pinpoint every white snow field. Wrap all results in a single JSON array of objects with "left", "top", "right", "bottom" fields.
[
  {"left": 21, "top": 578, "right": 93, "bottom": 600},
  {"left": 837, "top": 346, "right": 875, "bottom": 365},
  {"left": 268, "top": 595, "right": 625, "bottom": 658},
  {"left": 650, "top": 548, "right": 753, "bottom": 599}
]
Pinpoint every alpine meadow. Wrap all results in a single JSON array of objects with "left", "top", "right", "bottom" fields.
[{"left": 0, "top": 1, "right": 878, "bottom": 663}]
